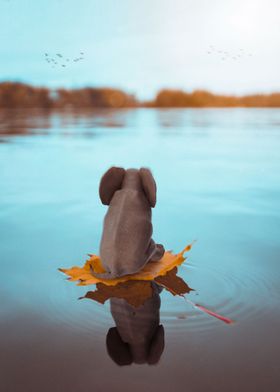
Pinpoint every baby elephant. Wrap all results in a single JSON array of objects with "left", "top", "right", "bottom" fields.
[{"left": 93, "top": 167, "right": 165, "bottom": 279}]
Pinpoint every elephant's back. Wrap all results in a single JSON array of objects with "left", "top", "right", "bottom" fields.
[{"left": 100, "top": 189, "right": 152, "bottom": 275}]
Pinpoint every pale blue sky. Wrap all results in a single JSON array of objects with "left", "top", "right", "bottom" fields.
[{"left": 0, "top": 0, "right": 279, "bottom": 99}]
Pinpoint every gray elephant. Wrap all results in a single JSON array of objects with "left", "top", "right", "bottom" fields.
[{"left": 92, "top": 167, "right": 165, "bottom": 279}]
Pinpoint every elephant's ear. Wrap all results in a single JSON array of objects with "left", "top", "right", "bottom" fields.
[
  {"left": 139, "top": 168, "right": 157, "bottom": 208},
  {"left": 147, "top": 325, "right": 165, "bottom": 365},
  {"left": 106, "top": 327, "right": 133, "bottom": 366},
  {"left": 99, "top": 167, "right": 125, "bottom": 205}
]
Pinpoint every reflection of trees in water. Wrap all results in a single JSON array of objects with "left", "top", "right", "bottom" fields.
[
  {"left": 0, "top": 109, "right": 52, "bottom": 136},
  {"left": 55, "top": 108, "right": 131, "bottom": 129},
  {"left": 0, "top": 108, "right": 133, "bottom": 137},
  {"left": 107, "top": 283, "right": 165, "bottom": 366}
]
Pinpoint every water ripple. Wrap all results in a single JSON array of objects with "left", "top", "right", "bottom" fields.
[{"left": 160, "top": 261, "right": 276, "bottom": 332}]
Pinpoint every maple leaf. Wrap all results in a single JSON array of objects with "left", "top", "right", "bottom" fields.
[
  {"left": 59, "top": 243, "right": 193, "bottom": 287},
  {"left": 59, "top": 242, "right": 234, "bottom": 324},
  {"left": 80, "top": 280, "right": 153, "bottom": 308},
  {"left": 80, "top": 267, "right": 193, "bottom": 307}
]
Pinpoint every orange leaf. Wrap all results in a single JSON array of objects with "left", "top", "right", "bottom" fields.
[
  {"left": 59, "top": 242, "right": 194, "bottom": 287},
  {"left": 80, "top": 280, "right": 153, "bottom": 308}
]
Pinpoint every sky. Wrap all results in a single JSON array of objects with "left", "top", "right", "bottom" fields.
[{"left": 0, "top": 0, "right": 280, "bottom": 99}]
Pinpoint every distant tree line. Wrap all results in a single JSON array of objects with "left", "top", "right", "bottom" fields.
[
  {"left": 55, "top": 87, "right": 137, "bottom": 108},
  {"left": 1, "top": 82, "right": 280, "bottom": 109},
  {"left": 0, "top": 83, "right": 137, "bottom": 109},
  {"left": 0, "top": 82, "right": 52, "bottom": 109},
  {"left": 150, "top": 89, "right": 280, "bottom": 108}
]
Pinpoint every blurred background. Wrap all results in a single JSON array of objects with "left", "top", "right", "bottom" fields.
[{"left": 1, "top": 1, "right": 280, "bottom": 392}]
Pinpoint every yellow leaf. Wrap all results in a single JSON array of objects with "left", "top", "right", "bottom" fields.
[{"left": 59, "top": 242, "right": 194, "bottom": 287}]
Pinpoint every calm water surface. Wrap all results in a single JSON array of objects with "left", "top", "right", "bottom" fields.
[{"left": 0, "top": 108, "right": 280, "bottom": 392}]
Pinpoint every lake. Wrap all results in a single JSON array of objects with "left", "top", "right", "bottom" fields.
[{"left": 0, "top": 108, "right": 280, "bottom": 392}]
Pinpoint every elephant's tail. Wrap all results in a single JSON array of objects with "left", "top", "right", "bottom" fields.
[{"left": 90, "top": 266, "right": 119, "bottom": 280}]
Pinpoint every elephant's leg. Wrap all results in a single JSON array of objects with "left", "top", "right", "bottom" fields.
[
  {"left": 151, "top": 243, "right": 165, "bottom": 261},
  {"left": 147, "top": 240, "right": 165, "bottom": 262}
]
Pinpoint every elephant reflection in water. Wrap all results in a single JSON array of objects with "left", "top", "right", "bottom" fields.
[{"left": 106, "top": 284, "right": 165, "bottom": 366}]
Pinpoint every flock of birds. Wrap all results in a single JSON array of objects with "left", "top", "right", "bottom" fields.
[
  {"left": 44, "top": 52, "right": 85, "bottom": 68},
  {"left": 206, "top": 45, "right": 253, "bottom": 61},
  {"left": 43, "top": 45, "right": 253, "bottom": 69}
]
